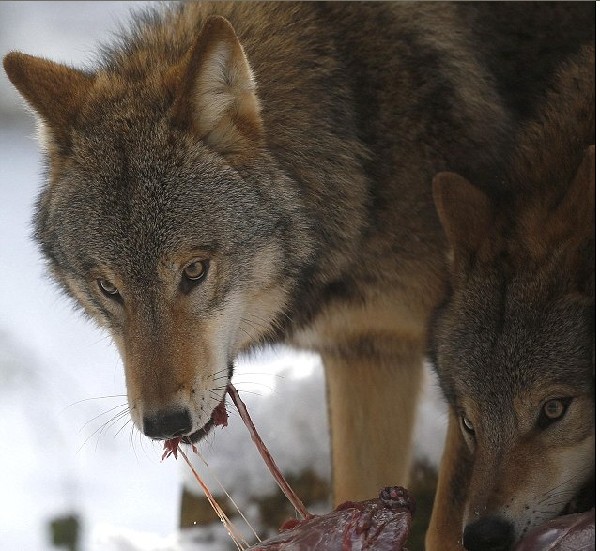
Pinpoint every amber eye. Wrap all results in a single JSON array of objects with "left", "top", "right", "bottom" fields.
[
  {"left": 183, "top": 259, "right": 208, "bottom": 282},
  {"left": 544, "top": 399, "right": 564, "bottom": 419},
  {"left": 461, "top": 415, "right": 475, "bottom": 435},
  {"left": 98, "top": 279, "right": 119, "bottom": 298},
  {"left": 539, "top": 398, "right": 572, "bottom": 429}
]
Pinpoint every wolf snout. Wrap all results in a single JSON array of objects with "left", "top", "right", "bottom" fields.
[
  {"left": 143, "top": 408, "right": 193, "bottom": 439},
  {"left": 463, "top": 516, "right": 515, "bottom": 551}
]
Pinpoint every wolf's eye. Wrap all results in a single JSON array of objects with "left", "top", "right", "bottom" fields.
[
  {"left": 544, "top": 400, "right": 564, "bottom": 419},
  {"left": 461, "top": 415, "right": 475, "bottom": 436},
  {"left": 98, "top": 279, "right": 119, "bottom": 298},
  {"left": 180, "top": 259, "right": 209, "bottom": 294},
  {"left": 183, "top": 259, "right": 208, "bottom": 282},
  {"left": 538, "top": 398, "right": 572, "bottom": 428}
]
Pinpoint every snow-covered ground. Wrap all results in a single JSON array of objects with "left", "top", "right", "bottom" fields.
[{"left": 0, "top": 3, "right": 447, "bottom": 550}]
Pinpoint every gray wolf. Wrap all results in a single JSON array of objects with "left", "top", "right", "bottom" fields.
[
  {"left": 427, "top": 44, "right": 595, "bottom": 551},
  {"left": 2, "top": 1, "right": 593, "bottom": 545}
]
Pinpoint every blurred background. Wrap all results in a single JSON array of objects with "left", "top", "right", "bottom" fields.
[{"left": 0, "top": 3, "right": 447, "bottom": 550}]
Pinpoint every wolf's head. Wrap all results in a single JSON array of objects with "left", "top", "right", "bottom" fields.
[
  {"left": 3, "top": 16, "right": 315, "bottom": 442},
  {"left": 430, "top": 144, "right": 595, "bottom": 549}
]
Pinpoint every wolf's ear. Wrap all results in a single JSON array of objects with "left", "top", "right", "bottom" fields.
[
  {"left": 3, "top": 52, "right": 93, "bottom": 149},
  {"left": 171, "top": 16, "right": 263, "bottom": 156},
  {"left": 433, "top": 172, "right": 494, "bottom": 255}
]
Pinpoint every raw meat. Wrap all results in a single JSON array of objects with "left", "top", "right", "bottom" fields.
[
  {"left": 513, "top": 510, "right": 595, "bottom": 551},
  {"left": 246, "top": 486, "right": 415, "bottom": 551}
]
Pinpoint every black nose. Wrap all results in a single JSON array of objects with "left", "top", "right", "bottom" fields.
[
  {"left": 143, "top": 408, "right": 192, "bottom": 439},
  {"left": 463, "top": 516, "right": 515, "bottom": 551}
]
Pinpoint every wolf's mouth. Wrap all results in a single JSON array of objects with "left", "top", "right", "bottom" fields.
[
  {"left": 513, "top": 480, "right": 596, "bottom": 551},
  {"left": 560, "top": 478, "right": 595, "bottom": 516},
  {"left": 185, "top": 398, "right": 229, "bottom": 443},
  {"left": 179, "top": 362, "right": 234, "bottom": 444},
  {"left": 185, "top": 419, "right": 214, "bottom": 444}
]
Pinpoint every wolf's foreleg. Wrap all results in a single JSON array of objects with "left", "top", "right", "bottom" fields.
[
  {"left": 321, "top": 336, "right": 424, "bottom": 505},
  {"left": 425, "top": 410, "right": 470, "bottom": 550}
]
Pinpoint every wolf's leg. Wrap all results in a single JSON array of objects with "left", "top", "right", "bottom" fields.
[
  {"left": 321, "top": 336, "right": 423, "bottom": 505},
  {"left": 425, "top": 410, "right": 470, "bottom": 550}
]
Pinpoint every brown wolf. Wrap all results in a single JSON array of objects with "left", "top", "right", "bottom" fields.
[{"left": 427, "top": 44, "right": 595, "bottom": 550}]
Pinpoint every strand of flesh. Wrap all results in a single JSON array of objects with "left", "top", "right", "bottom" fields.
[{"left": 163, "top": 382, "right": 310, "bottom": 548}]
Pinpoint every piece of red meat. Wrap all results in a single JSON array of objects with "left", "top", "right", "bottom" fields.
[{"left": 246, "top": 486, "right": 415, "bottom": 551}]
